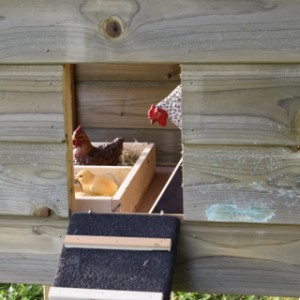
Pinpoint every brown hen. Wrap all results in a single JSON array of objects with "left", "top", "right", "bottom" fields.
[{"left": 73, "top": 125, "right": 124, "bottom": 166}]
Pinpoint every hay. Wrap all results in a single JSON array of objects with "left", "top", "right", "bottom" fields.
[{"left": 119, "top": 142, "right": 140, "bottom": 166}]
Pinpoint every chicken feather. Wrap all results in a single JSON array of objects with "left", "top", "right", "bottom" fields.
[
  {"left": 73, "top": 125, "right": 124, "bottom": 165},
  {"left": 75, "top": 169, "right": 118, "bottom": 197}
]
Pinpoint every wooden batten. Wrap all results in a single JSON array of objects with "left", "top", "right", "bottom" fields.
[
  {"left": 181, "top": 64, "right": 300, "bottom": 223},
  {"left": 118, "top": 143, "right": 156, "bottom": 212},
  {"left": 63, "top": 64, "right": 76, "bottom": 214},
  {"left": 48, "top": 287, "right": 163, "bottom": 300},
  {"left": 64, "top": 235, "right": 172, "bottom": 251}
]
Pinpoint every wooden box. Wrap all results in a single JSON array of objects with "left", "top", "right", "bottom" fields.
[{"left": 73, "top": 142, "right": 156, "bottom": 213}]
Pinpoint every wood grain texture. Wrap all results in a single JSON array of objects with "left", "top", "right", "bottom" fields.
[
  {"left": 182, "top": 64, "right": 300, "bottom": 146},
  {"left": 64, "top": 235, "right": 171, "bottom": 251},
  {"left": 0, "top": 215, "right": 68, "bottom": 284},
  {"left": 63, "top": 64, "right": 76, "bottom": 214},
  {"left": 1, "top": 1, "right": 300, "bottom": 63},
  {"left": 0, "top": 142, "right": 69, "bottom": 217},
  {"left": 76, "top": 81, "right": 179, "bottom": 129},
  {"left": 173, "top": 221, "right": 300, "bottom": 297},
  {"left": 2, "top": 215, "right": 300, "bottom": 298},
  {"left": 75, "top": 64, "right": 180, "bottom": 82},
  {"left": 120, "top": 144, "right": 156, "bottom": 212},
  {"left": 49, "top": 287, "right": 163, "bottom": 300},
  {"left": 0, "top": 65, "right": 65, "bottom": 143},
  {"left": 183, "top": 145, "right": 300, "bottom": 224}
]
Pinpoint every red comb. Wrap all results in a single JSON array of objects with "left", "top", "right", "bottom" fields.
[
  {"left": 148, "top": 104, "right": 156, "bottom": 119},
  {"left": 74, "top": 125, "right": 82, "bottom": 135}
]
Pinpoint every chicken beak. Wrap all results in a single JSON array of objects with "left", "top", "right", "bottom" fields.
[
  {"left": 74, "top": 179, "right": 82, "bottom": 188},
  {"left": 150, "top": 119, "right": 157, "bottom": 125}
]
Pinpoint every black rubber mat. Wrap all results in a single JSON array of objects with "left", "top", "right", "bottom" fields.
[{"left": 53, "top": 213, "right": 180, "bottom": 300}]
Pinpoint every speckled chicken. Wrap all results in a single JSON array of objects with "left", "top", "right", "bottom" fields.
[
  {"left": 73, "top": 125, "right": 124, "bottom": 166},
  {"left": 148, "top": 84, "right": 182, "bottom": 129}
]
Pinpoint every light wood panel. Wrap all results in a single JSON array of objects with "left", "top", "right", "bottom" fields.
[
  {"left": 0, "top": 215, "right": 68, "bottom": 284},
  {"left": 182, "top": 64, "right": 300, "bottom": 146},
  {"left": 75, "top": 64, "right": 180, "bottom": 82},
  {"left": 1, "top": 1, "right": 300, "bottom": 63},
  {"left": 76, "top": 81, "right": 179, "bottom": 129},
  {"left": 1, "top": 215, "right": 300, "bottom": 297},
  {"left": 183, "top": 145, "right": 300, "bottom": 224},
  {"left": 0, "top": 65, "right": 65, "bottom": 143},
  {"left": 173, "top": 221, "right": 300, "bottom": 297},
  {"left": 0, "top": 142, "right": 69, "bottom": 217},
  {"left": 49, "top": 287, "right": 163, "bottom": 300},
  {"left": 63, "top": 64, "right": 76, "bottom": 216}
]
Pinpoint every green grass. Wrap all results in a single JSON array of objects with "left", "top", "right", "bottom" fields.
[
  {"left": 171, "top": 292, "right": 298, "bottom": 300},
  {"left": 0, "top": 284, "right": 43, "bottom": 300},
  {"left": 0, "top": 284, "right": 298, "bottom": 300}
]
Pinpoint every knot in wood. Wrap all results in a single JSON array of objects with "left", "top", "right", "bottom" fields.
[{"left": 101, "top": 16, "right": 124, "bottom": 40}]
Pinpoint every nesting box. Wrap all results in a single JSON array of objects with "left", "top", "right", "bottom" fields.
[{"left": 73, "top": 142, "right": 156, "bottom": 213}]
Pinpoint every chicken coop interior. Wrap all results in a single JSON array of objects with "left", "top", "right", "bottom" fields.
[
  {"left": 1, "top": 1, "right": 300, "bottom": 299},
  {"left": 71, "top": 63, "right": 182, "bottom": 215}
]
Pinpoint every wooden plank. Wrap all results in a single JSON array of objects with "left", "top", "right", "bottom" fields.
[
  {"left": 136, "top": 166, "right": 174, "bottom": 213},
  {"left": 0, "top": 142, "right": 69, "bottom": 217},
  {"left": 150, "top": 159, "right": 183, "bottom": 215},
  {"left": 173, "top": 221, "right": 300, "bottom": 297},
  {"left": 83, "top": 128, "right": 181, "bottom": 166},
  {"left": 75, "top": 64, "right": 180, "bottom": 82},
  {"left": 76, "top": 81, "right": 179, "bottom": 129},
  {"left": 64, "top": 235, "right": 172, "bottom": 251},
  {"left": 43, "top": 285, "right": 50, "bottom": 300},
  {"left": 182, "top": 64, "right": 300, "bottom": 146},
  {"left": 0, "top": 65, "right": 65, "bottom": 143},
  {"left": 0, "top": 215, "right": 68, "bottom": 284},
  {"left": 63, "top": 64, "right": 76, "bottom": 213},
  {"left": 49, "top": 287, "right": 163, "bottom": 300},
  {"left": 183, "top": 145, "right": 300, "bottom": 224},
  {"left": 119, "top": 144, "right": 156, "bottom": 212},
  {"left": 2, "top": 1, "right": 300, "bottom": 63},
  {"left": 1, "top": 214, "right": 300, "bottom": 297}
]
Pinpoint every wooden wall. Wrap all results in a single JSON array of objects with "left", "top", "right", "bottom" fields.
[
  {"left": 1, "top": 0, "right": 300, "bottom": 63},
  {"left": 74, "top": 64, "right": 181, "bottom": 165},
  {"left": 174, "top": 221, "right": 300, "bottom": 296},
  {"left": 181, "top": 64, "right": 300, "bottom": 224},
  {"left": 1, "top": 0, "right": 300, "bottom": 296},
  {"left": 2, "top": 217, "right": 300, "bottom": 297},
  {"left": 0, "top": 65, "right": 70, "bottom": 217}
]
